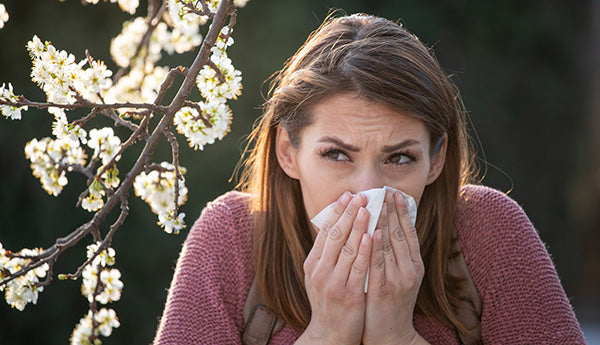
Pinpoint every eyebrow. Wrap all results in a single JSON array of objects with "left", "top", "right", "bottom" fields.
[{"left": 317, "top": 136, "right": 421, "bottom": 153}]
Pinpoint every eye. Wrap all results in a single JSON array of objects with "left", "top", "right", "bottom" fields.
[
  {"left": 320, "top": 149, "right": 350, "bottom": 162},
  {"left": 386, "top": 152, "right": 415, "bottom": 165}
]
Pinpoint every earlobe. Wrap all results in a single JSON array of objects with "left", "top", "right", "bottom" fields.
[
  {"left": 426, "top": 134, "right": 448, "bottom": 185},
  {"left": 275, "top": 125, "right": 300, "bottom": 180}
]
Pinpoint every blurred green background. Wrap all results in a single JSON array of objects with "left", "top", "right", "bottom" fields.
[{"left": 0, "top": 0, "right": 598, "bottom": 344}]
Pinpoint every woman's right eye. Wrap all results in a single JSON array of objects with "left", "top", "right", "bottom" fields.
[{"left": 321, "top": 149, "right": 350, "bottom": 162}]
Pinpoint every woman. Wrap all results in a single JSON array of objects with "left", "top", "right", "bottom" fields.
[{"left": 153, "top": 14, "right": 586, "bottom": 344}]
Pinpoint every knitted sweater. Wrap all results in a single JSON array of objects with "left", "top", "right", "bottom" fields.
[{"left": 153, "top": 185, "right": 586, "bottom": 344}]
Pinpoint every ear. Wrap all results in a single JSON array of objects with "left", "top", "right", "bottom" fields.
[
  {"left": 275, "top": 125, "right": 300, "bottom": 180},
  {"left": 426, "top": 134, "right": 448, "bottom": 185}
]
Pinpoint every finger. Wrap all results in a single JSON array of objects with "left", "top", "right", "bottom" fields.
[
  {"left": 367, "top": 229, "right": 386, "bottom": 290},
  {"left": 305, "top": 191, "right": 352, "bottom": 273},
  {"left": 393, "top": 191, "right": 424, "bottom": 271},
  {"left": 385, "top": 191, "right": 409, "bottom": 265},
  {"left": 320, "top": 194, "right": 367, "bottom": 270},
  {"left": 331, "top": 206, "right": 369, "bottom": 283},
  {"left": 346, "top": 232, "right": 372, "bottom": 292},
  {"left": 380, "top": 202, "right": 401, "bottom": 272}
]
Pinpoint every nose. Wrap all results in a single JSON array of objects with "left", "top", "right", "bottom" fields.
[{"left": 348, "top": 167, "right": 384, "bottom": 194}]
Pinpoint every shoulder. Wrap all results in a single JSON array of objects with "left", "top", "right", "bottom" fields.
[
  {"left": 192, "top": 190, "right": 254, "bottom": 235},
  {"left": 453, "top": 184, "right": 541, "bottom": 291},
  {"left": 455, "top": 184, "right": 534, "bottom": 244},
  {"left": 185, "top": 190, "right": 256, "bottom": 257},
  {"left": 197, "top": 190, "right": 254, "bottom": 224},
  {"left": 456, "top": 184, "right": 529, "bottom": 225}
]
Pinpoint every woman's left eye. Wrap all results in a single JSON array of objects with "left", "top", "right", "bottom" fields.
[{"left": 386, "top": 153, "right": 414, "bottom": 165}]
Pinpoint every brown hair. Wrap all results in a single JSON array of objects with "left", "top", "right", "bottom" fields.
[{"left": 238, "top": 13, "right": 476, "bottom": 332}]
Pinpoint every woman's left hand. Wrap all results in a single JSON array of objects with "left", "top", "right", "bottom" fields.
[{"left": 362, "top": 190, "right": 426, "bottom": 345}]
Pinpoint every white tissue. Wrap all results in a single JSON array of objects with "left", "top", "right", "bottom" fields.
[{"left": 310, "top": 186, "right": 418, "bottom": 292}]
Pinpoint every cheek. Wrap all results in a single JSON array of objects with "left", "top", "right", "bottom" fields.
[
  {"left": 295, "top": 154, "right": 346, "bottom": 219},
  {"left": 298, "top": 176, "right": 345, "bottom": 220}
]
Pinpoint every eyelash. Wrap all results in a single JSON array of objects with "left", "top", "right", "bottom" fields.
[{"left": 318, "top": 147, "right": 417, "bottom": 165}]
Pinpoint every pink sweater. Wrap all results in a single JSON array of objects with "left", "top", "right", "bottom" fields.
[{"left": 153, "top": 185, "right": 586, "bottom": 344}]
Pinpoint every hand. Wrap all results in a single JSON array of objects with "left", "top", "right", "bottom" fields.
[
  {"left": 362, "top": 190, "right": 425, "bottom": 345},
  {"left": 296, "top": 192, "right": 371, "bottom": 345}
]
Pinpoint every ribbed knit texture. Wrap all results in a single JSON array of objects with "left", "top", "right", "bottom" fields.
[{"left": 153, "top": 185, "right": 586, "bottom": 344}]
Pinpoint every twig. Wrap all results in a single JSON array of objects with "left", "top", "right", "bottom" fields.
[
  {"left": 164, "top": 129, "right": 182, "bottom": 215},
  {"left": 183, "top": 100, "right": 212, "bottom": 127},
  {"left": 100, "top": 109, "right": 140, "bottom": 132},
  {"left": 154, "top": 66, "right": 188, "bottom": 106},
  {"left": 0, "top": 98, "right": 168, "bottom": 114},
  {"left": 207, "top": 60, "right": 226, "bottom": 84}
]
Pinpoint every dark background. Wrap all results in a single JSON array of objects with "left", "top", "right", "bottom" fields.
[{"left": 0, "top": 0, "right": 598, "bottom": 344}]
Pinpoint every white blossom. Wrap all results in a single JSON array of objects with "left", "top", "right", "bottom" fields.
[
  {"left": 96, "top": 269, "right": 123, "bottom": 304},
  {"left": 86, "top": 242, "right": 116, "bottom": 268},
  {"left": 75, "top": 59, "right": 113, "bottom": 101},
  {"left": 102, "top": 65, "right": 169, "bottom": 110},
  {"left": 81, "top": 178, "right": 105, "bottom": 212},
  {"left": 167, "top": 0, "right": 211, "bottom": 29},
  {"left": 95, "top": 308, "right": 120, "bottom": 337},
  {"left": 70, "top": 312, "right": 94, "bottom": 345},
  {"left": 51, "top": 109, "right": 87, "bottom": 145},
  {"left": 81, "top": 243, "right": 122, "bottom": 304},
  {"left": 82, "top": 0, "right": 139, "bottom": 14},
  {"left": 88, "top": 127, "right": 121, "bottom": 165},
  {"left": 27, "top": 36, "right": 112, "bottom": 105},
  {"left": 166, "top": 25, "right": 203, "bottom": 55},
  {"left": 70, "top": 308, "right": 120, "bottom": 345},
  {"left": 24, "top": 137, "right": 87, "bottom": 196},
  {"left": 1, "top": 247, "right": 49, "bottom": 311},
  {"left": 0, "top": 82, "right": 27, "bottom": 120},
  {"left": 233, "top": 0, "right": 249, "bottom": 7},
  {"left": 196, "top": 27, "right": 242, "bottom": 104},
  {"left": 158, "top": 211, "right": 186, "bottom": 234},
  {"left": 174, "top": 101, "right": 231, "bottom": 150},
  {"left": 134, "top": 162, "right": 188, "bottom": 233},
  {"left": 111, "top": 17, "right": 163, "bottom": 68},
  {"left": 0, "top": 4, "right": 8, "bottom": 29}
]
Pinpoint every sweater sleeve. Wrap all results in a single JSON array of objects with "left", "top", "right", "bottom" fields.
[
  {"left": 153, "top": 191, "right": 255, "bottom": 345},
  {"left": 457, "top": 185, "right": 586, "bottom": 344}
]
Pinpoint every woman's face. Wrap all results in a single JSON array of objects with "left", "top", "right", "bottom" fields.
[{"left": 276, "top": 93, "right": 447, "bottom": 229}]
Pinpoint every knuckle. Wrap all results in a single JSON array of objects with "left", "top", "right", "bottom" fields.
[
  {"left": 324, "top": 285, "right": 343, "bottom": 300},
  {"left": 404, "top": 269, "right": 421, "bottom": 289},
  {"left": 328, "top": 224, "right": 343, "bottom": 240},
  {"left": 415, "top": 260, "right": 425, "bottom": 278},
  {"left": 398, "top": 197, "right": 410, "bottom": 215},
  {"left": 382, "top": 238, "right": 394, "bottom": 255},
  {"left": 340, "top": 242, "right": 355, "bottom": 258},
  {"left": 408, "top": 225, "right": 418, "bottom": 237},
  {"left": 351, "top": 260, "right": 366, "bottom": 274},
  {"left": 391, "top": 225, "right": 406, "bottom": 242},
  {"left": 343, "top": 202, "right": 357, "bottom": 218},
  {"left": 372, "top": 254, "right": 385, "bottom": 270},
  {"left": 332, "top": 203, "right": 344, "bottom": 218},
  {"left": 310, "top": 269, "right": 327, "bottom": 287}
]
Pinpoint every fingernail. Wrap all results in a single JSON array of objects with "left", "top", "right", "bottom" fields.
[
  {"left": 394, "top": 191, "right": 404, "bottom": 205},
  {"left": 339, "top": 191, "right": 351, "bottom": 205}
]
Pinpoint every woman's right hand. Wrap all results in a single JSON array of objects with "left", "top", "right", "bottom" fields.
[{"left": 295, "top": 192, "right": 371, "bottom": 345}]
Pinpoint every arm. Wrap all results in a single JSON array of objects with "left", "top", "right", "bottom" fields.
[{"left": 153, "top": 192, "right": 254, "bottom": 345}]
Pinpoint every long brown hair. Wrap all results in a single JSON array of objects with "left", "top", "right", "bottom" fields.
[{"left": 238, "top": 13, "right": 476, "bottom": 332}]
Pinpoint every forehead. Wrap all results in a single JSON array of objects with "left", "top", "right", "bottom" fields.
[{"left": 305, "top": 93, "right": 430, "bottom": 142}]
